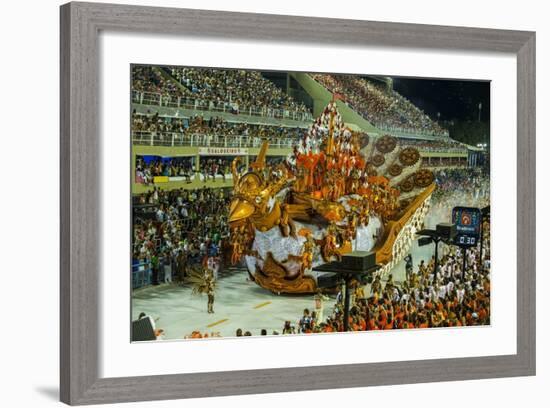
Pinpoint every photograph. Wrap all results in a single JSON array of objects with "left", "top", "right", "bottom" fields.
[
  {"left": 1, "top": 0, "right": 544, "bottom": 406},
  {"left": 130, "top": 66, "right": 491, "bottom": 341}
]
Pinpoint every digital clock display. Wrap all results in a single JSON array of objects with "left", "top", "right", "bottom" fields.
[
  {"left": 452, "top": 206, "right": 481, "bottom": 248},
  {"left": 456, "top": 235, "right": 477, "bottom": 246}
]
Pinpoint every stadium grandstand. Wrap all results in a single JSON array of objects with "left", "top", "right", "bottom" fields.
[{"left": 131, "top": 66, "right": 481, "bottom": 195}]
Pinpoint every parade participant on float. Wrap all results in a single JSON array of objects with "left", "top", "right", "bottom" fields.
[
  {"left": 347, "top": 212, "right": 358, "bottom": 239},
  {"left": 231, "top": 225, "right": 245, "bottom": 265},
  {"left": 300, "top": 230, "right": 315, "bottom": 274},
  {"left": 321, "top": 223, "right": 341, "bottom": 262}
]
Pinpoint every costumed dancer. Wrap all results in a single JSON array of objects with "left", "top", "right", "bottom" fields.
[
  {"left": 206, "top": 273, "right": 215, "bottom": 314},
  {"left": 186, "top": 267, "right": 217, "bottom": 314}
]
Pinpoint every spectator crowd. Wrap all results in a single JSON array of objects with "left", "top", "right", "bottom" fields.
[
  {"left": 133, "top": 186, "right": 231, "bottom": 286},
  {"left": 132, "top": 66, "right": 188, "bottom": 102},
  {"left": 286, "top": 166, "right": 490, "bottom": 334},
  {"left": 135, "top": 155, "right": 250, "bottom": 185},
  {"left": 198, "top": 157, "right": 233, "bottom": 182},
  {"left": 135, "top": 156, "right": 195, "bottom": 185},
  {"left": 312, "top": 74, "right": 448, "bottom": 136},
  {"left": 182, "top": 226, "right": 490, "bottom": 338},
  {"left": 398, "top": 137, "right": 468, "bottom": 153},
  {"left": 131, "top": 66, "right": 313, "bottom": 121},
  {"left": 166, "top": 67, "right": 312, "bottom": 119},
  {"left": 132, "top": 111, "right": 307, "bottom": 148},
  {"left": 290, "top": 231, "right": 489, "bottom": 334},
  {"left": 427, "top": 167, "right": 490, "bottom": 228}
]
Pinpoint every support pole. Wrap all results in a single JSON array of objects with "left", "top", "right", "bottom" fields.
[
  {"left": 433, "top": 239, "right": 439, "bottom": 282},
  {"left": 479, "top": 218, "right": 484, "bottom": 271},
  {"left": 343, "top": 276, "right": 351, "bottom": 332},
  {"left": 462, "top": 247, "right": 467, "bottom": 281}
]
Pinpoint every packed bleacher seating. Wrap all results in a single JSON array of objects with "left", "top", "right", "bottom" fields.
[
  {"left": 132, "top": 110, "right": 465, "bottom": 154},
  {"left": 132, "top": 111, "right": 307, "bottom": 147},
  {"left": 131, "top": 66, "right": 313, "bottom": 121},
  {"left": 398, "top": 138, "right": 468, "bottom": 153},
  {"left": 421, "top": 157, "right": 469, "bottom": 168},
  {"left": 166, "top": 67, "right": 312, "bottom": 118},
  {"left": 132, "top": 66, "right": 189, "bottom": 102},
  {"left": 311, "top": 74, "right": 448, "bottom": 137}
]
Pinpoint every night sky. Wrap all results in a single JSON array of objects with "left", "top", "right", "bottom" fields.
[{"left": 389, "top": 77, "right": 490, "bottom": 123}]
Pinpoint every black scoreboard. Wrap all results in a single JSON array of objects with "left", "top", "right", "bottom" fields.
[{"left": 452, "top": 206, "right": 481, "bottom": 247}]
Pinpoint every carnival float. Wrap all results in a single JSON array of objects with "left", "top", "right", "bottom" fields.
[{"left": 229, "top": 101, "right": 435, "bottom": 294}]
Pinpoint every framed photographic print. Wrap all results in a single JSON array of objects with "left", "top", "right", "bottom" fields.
[{"left": 60, "top": 2, "right": 536, "bottom": 405}]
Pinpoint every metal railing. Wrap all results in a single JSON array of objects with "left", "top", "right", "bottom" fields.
[
  {"left": 132, "top": 261, "right": 152, "bottom": 289},
  {"left": 132, "top": 131, "right": 296, "bottom": 149},
  {"left": 399, "top": 144, "right": 469, "bottom": 154},
  {"left": 132, "top": 130, "right": 466, "bottom": 153},
  {"left": 374, "top": 124, "right": 449, "bottom": 139},
  {"left": 131, "top": 90, "right": 313, "bottom": 122}
]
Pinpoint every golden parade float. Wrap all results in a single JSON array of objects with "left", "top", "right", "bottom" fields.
[{"left": 229, "top": 101, "right": 435, "bottom": 294}]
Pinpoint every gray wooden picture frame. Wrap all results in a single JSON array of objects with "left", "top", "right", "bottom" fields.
[{"left": 60, "top": 1, "right": 536, "bottom": 405}]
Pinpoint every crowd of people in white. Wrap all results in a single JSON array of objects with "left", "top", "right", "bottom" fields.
[{"left": 427, "top": 167, "right": 490, "bottom": 228}]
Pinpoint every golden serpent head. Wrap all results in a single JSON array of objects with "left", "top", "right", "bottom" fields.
[{"left": 229, "top": 172, "right": 268, "bottom": 223}]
